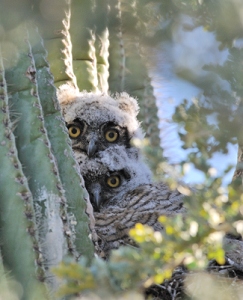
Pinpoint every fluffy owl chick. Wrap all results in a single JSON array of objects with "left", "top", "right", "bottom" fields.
[
  {"left": 78, "top": 145, "right": 152, "bottom": 211},
  {"left": 57, "top": 84, "right": 143, "bottom": 157}
]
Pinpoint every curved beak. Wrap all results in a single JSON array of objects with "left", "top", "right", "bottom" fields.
[
  {"left": 87, "top": 137, "right": 98, "bottom": 157},
  {"left": 90, "top": 183, "right": 102, "bottom": 212}
]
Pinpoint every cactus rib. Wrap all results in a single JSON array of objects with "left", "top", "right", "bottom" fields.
[
  {"left": 4, "top": 24, "right": 74, "bottom": 292},
  {"left": 34, "top": 0, "right": 76, "bottom": 87},
  {"left": 0, "top": 51, "right": 49, "bottom": 300},
  {"left": 93, "top": 0, "right": 110, "bottom": 93},
  {"left": 30, "top": 28, "right": 94, "bottom": 262},
  {"left": 70, "top": 0, "right": 98, "bottom": 92}
]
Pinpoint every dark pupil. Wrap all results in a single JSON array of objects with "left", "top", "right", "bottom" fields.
[
  {"left": 110, "top": 178, "right": 117, "bottom": 185},
  {"left": 108, "top": 132, "right": 115, "bottom": 138},
  {"left": 72, "top": 128, "right": 77, "bottom": 134}
]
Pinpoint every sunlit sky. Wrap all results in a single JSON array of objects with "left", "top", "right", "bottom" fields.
[{"left": 150, "top": 19, "right": 238, "bottom": 185}]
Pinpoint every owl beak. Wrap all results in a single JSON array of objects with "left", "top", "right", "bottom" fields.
[
  {"left": 87, "top": 138, "right": 97, "bottom": 157},
  {"left": 90, "top": 183, "right": 102, "bottom": 211}
]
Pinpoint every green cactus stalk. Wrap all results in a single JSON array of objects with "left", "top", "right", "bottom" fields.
[
  {"left": 107, "top": 0, "right": 126, "bottom": 92},
  {"left": 4, "top": 24, "right": 76, "bottom": 292},
  {"left": 0, "top": 50, "right": 49, "bottom": 299},
  {"left": 0, "top": 251, "right": 9, "bottom": 295},
  {"left": 69, "top": 0, "right": 99, "bottom": 92},
  {"left": 93, "top": 0, "right": 110, "bottom": 93},
  {"left": 95, "top": 27, "right": 109, "bottom": 93},
  {"left": 0, "top": 0, "right": 165, "bottom": 298},
  {"left": 107, "top": 0, "right": 163, "bottom": 174},
  {"left": 34, "top": 0, "right": 77, "bottom": 88},
  {"left": 30, "top": 28, "right": 94, "bottom": 261}
]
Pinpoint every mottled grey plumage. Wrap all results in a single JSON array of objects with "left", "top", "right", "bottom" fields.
[
  {"left": 58, "top": 85, "right": 143, "bottom": 157},
  {"left": 57, "top": 85, "right": 186, "bottom": 260},
  {"left": 77, "top": 145, "right": 152, "bottom": 211},
  {"left": 94, "top": 182, "right": 186, "bottom": 258}
]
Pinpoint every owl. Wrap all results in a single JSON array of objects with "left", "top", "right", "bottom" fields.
[
  {"left": 77, "top": 145, "right": 152, "bottom": 211},
  {"left": 57, "top": 85, "right": 143, "bottom": 157},
  {"left": 94, "top": 181, "right": 186, "bottom": 258}
]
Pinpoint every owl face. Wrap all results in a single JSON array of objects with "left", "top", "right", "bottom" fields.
[
  {"left": 77, "top": 145, "right": 152, "bottom": 211},
  {"left": 58, "top": 86, "right": 143, "bottom": 157},
  {"left": 67, "top": 119, "right": 130, "bottom": 157},
  {"left": 83, "top": 168, "right": 131, "bottom": 211}
]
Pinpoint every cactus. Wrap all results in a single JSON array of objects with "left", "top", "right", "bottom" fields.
[
  {"left": 93, "top": 0, "right": 110, "bottom": 93},
  {"left": 107, "top": 0, "right": 163, "bottom": 173},
  {"left": 36, "top": 0, "right": 162, "bottom": 173},
  {"left": 0, "top": 0, "right": 162, "bottom": 298},
  {"left": 69, "top": 0, "right": 99, "bottom": 92},
  {"left": 0, "top": 50, "right": 49, "bottom": 299},
  {"left": 34, "top": 0, "right": 77, "bottom": 88},
  {"left": 0, "top": 16, "right": 94, "bottom": 299},
  {"left": 0, "top": 251, "right": 9, "bottom": 295},
  {"left": 6, "top": 25, "right": 74, "bottom": 276},
  {"left": 30, "top": 29, "right": 95, "bottom": 261}
]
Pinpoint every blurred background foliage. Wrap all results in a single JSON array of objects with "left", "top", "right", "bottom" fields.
[{"left": 1, "top": 0, "right": 243, "bottom": 299}]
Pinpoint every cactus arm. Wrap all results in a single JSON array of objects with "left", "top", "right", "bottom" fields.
[
  {"left": 69, "top": 0, "right": 98, "bottom": 92},
  {"left": 34, "top": 0, "right": 77, "bottom": 88},
  {"left": 107, "top": 0, "right": 152, "bottom": 102},
  {"left": 95, "top": 27, "right": 109, "bottom": 93},
  {"left": 93, "top": 0, "right": 110, "bottom": 93},
  {"left": 0, "top": 52, "right": 49, "bottom": 300},
  {"left": 31, "top": 29, "right": 94, "bottom": 261},
  {"left": 107, "top": 0, "right": 126, "bottom": 92}
]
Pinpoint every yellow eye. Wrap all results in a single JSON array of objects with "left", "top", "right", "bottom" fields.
[
  {"left": 107, "top": 176, "right": 120, "bottom": 188},
  {"left": 68, "top": 126, "right": 81, "bottom": 138},
  {"left": 105, "top": 130, "right": 118, "bottom": 142}
]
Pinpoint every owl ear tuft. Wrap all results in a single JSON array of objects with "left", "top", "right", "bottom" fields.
[
  {"left": 57, "top": 84, "right": 80, "bottom": 106},
  {"left": 116, "top": 93, "right": 139, "bottom": 117}
]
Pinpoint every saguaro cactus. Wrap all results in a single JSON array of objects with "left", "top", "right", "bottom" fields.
[
  {"left": 0, "top": 0, "right": 162, "bottom": 298},
  {"left": 0, "top": 20, "right": 95, "bottom": 300},
  {"left": 0, "top": 51, "right": 49, "bottom": 299}
]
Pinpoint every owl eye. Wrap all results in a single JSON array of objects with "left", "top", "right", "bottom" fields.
[
  {"left": 106, "top": 175, "right": 120, "bottom": 188},
  {"left": 67, "top": 120, "right": 87, "bottom": 139},
  {"left": 105, "top": 129, "right": 119, "bottom": 142},
  {"left": 68, "top": 126, "right": 81, "bottom": 138}
]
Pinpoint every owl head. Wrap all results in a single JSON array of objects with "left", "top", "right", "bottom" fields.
[
  {"left": 77, "top": 145, "right": 152, "bottom": 211},
  {"left": 58, "top": 85, "right": 143, "bottom": 157}
]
